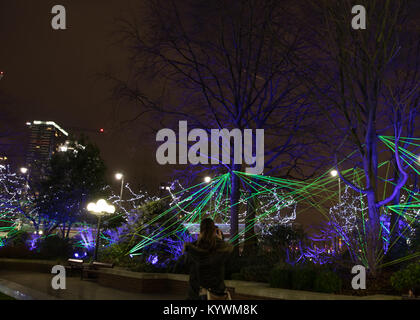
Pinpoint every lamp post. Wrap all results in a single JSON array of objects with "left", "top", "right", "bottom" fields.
[
  {"left": 330, "top": 169, "right": 341, "bottom": 252},
  {"left": 115, "top": 173, "right": 124, "bottom": 200},
  {"left": 87, "top": 199, "right": 115, "bottom": 261},
  {"left": 204, "top": 176, "right": 211, "bottom": 184},
  {"left": 330, "top": 170, "right": 341, "bottom": 204},
  {"left": 204, "top": 176, "right": 212, "bottom": 212},
  {"left": 20, "top": 167, "right": 30, "bottom": 191}
]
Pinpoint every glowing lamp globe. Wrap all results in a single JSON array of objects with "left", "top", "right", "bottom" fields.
[{"left": 87, "top": 199, "right": 115, "bottom": 215}]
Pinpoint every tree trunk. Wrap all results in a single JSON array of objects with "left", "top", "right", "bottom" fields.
[
  {"left": 243, "top": 187, "right": 258, "bottom": 256},
  {"left": 364, "top": 116, "right": 381, "bottom": 276},
  {"left": 365, "top": 190, "right": 380, "bottom": 276},
  {"left": 230, "top": 167, "right": 241, "bottom": 256}
]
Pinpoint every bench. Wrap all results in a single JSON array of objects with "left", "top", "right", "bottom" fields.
[
  {"left": 67, "top": 259, "right": 85, "bottom": 279},
  {"left": 67, "top": 260, "right": 114, "bottom": 280},
  {"left": 92, "top": 262, "right": 114, "bottom": 269},
  {"left": 84, "top": 261, "right": 115, "bottom": 279}
]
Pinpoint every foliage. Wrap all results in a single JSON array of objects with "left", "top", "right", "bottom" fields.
[
  {"left": 0, "top": 244, "right": 35, "bottom": 259},
  {"left": 390, "top": 261, "right": 420, "bottom": 293},
  {"left": 270, "top": 263, "right": 342, "bottom": 294},
  {"left": 259, "top": 224, "right": 306, "bottom": 263},
  {"left": 238, "top": 265, "right": 271, "bottom": 283},
  {"left": 408, "top": 222, "right": 420, "bottom": 252},
  {"left": 4, "top": 230, "right": 30, "bottom": 247},
  {"left": 98, "top": 242, "right": 132, "bottom": 265},
  {"left": 225, "top": 252, "right": 278, "bottom": 280},
  {"left": 291, "top": 265, "right": 317, "bottom": 291},
  {"left": 38, "top": 235, "right": 74, "bottom": 259},
  {"left": 313, "top": 270, "right": 342, "bottom": 293},
  {"left": 270, "top": 264, "right": 293, "bottom": 289},
  {"left": 36, "top": 136, "right": 107, "bottom": 238}
]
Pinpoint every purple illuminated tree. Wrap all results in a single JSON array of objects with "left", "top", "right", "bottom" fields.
[
  {"left": 301, "top": 0, "right": 420, "bottom": 275},
  {"left": 112, "top": 0, "right": 326, "bottom": 254}
]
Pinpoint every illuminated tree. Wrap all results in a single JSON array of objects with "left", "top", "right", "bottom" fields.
[
  {"left": 301, "top": 0, "right": 420, "bottom": 274},
  {"left": 112, "top": 0, "right": 325, "bottom": 254},
  {"left": 36, "top": 137, "right": 107, "bottom": 238}
]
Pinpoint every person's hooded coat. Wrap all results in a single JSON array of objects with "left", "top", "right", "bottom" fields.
[{"left": 184, "top": 238, "right": 233, "bottom": 299}]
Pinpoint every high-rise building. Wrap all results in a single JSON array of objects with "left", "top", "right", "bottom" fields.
[{"left": 25, "top": 121, "right": 69, "bottom": 181}]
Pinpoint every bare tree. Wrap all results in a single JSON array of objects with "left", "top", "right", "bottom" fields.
[
  {"left": 300, "top": 0, "right": 420, "bottom": 275},
  {"left": 111, "top": 0, "right": 325, "bottom": 255}
]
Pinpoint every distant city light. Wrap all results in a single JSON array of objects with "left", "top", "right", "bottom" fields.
[
  {"left": 20, "top": 167, "right": 28, "bottom": 174},
  {"left": 330, "top": 170, "right": 338, "bottom": 177},
  {"left": 99, "top": 128, "right": 105, "bottom": 133},
  {"left": 31, "top": 120, "right": 69, "bottom": 136}
]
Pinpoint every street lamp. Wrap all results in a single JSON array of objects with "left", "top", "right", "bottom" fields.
[
  {"left": 115, "top": 173, "right": 124, "bottom": 200},
  {"left": 87, "top": 199, "right": 115, "bottom": 261},
  {"left": 204, "top": 176, "right": 212, "bottom": 184},
  {"left": 330, "top": 170, "right": 341, "bottom": 204},
  {"left": 20, "top": 167, "right": 30, "bottom": 191}
]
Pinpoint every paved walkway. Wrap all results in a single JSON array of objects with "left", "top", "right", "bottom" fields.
[{"left": 0, "top": 270, "right": 185, "bottom": 300}]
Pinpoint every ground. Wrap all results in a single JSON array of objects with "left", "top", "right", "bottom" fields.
[
  {"left": 0, "top": 270, "right": 184, "bottom": 300},
  {"left": 0, "top": 292, "right": 14, "bottom": 300}
]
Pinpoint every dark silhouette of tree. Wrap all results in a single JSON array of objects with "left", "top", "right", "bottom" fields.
[
  {"left": 300, "top": 0, "right": 420, "bottom": 275},
  {"left": 36, "top": 136, "right": 107, "bottom": 238},
  {"left": 111, "top": 0, "right": 326, "bottom": 255}
]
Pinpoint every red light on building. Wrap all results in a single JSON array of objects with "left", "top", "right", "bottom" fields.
[{"left": 99, "top": 128, "right": 105, "bottom": 133}]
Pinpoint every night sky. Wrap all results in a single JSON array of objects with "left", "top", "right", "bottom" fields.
[
  {"left": 1, "top": 1, "right": 418, "bottom": 233},
  {"left": 0, "top": 0, "right": 167, "bottom": 192}
]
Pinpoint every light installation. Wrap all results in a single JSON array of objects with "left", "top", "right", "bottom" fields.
[
  {"left": 0, "top": 137, "right": 418, "bottom": 269},
  {"left": 126, "top": 136, "right": 419, "bottom": 269}
]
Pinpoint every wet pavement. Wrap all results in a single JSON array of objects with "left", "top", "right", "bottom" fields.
[{"left": 0, "top": 270, "right": 185, "bottom": 300}]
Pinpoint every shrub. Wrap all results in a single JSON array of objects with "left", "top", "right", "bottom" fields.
[
  {"left": 239, "top": 265, "right": 271, "bottom": 282},
  {"left": 313, "top": 270, "right": 342, "bottom": 293},
  {"left": 291, "top": 265, "right": 317, "bottom": 291},
  {"left": 225, "top": 255, "right": 245, "bottom": 279},
  {"left": 270, "top": 263, "right": 342, "bottom": 294},
  {"left": 231, "top": 273, "right": 244, "bottom": 281},
  {"left": 0, "top": 244, "right": 35, "bottom": 259},
  {"left": 270, "top": 264, "right": 293, "bottom": 289},
  {"left": 129, "top": 262, "right": 169, "bottom": 273},
  {"left": 38, "top": 235, "right": 73, "bottom": 259},
  {"left": 98, "top": 243, "right": 131, "bottom": 265},
  {"left": 4, "top": 230, "right": 31, "bottom": 247},
  {"left": 391, "top": 262, "right": 420, "bottom": 294},
  {"left": 225, "top": 253, "right": 278, "bottom": 280}
]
